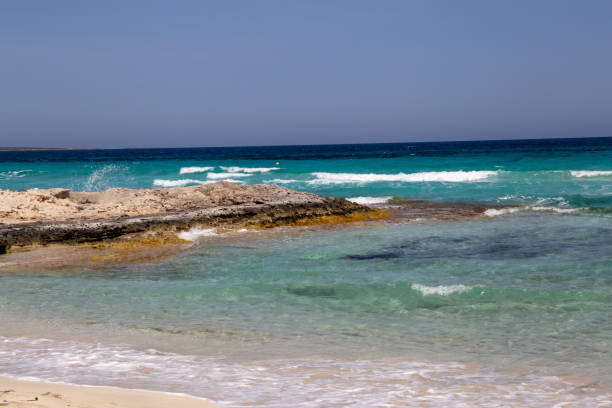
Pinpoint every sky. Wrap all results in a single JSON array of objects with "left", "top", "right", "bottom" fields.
[{"left": 1, "top": 1, "right": 611, "bottom": 148}]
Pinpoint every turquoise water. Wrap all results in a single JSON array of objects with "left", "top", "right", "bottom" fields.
[
  {"left": 2, "top": 138, "right": 612, "bottom": 208},
  {"left": 1, "top": 139, "right": 612, "bottom": 406}
]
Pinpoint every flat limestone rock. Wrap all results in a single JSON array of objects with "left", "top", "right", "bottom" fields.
[{"left": 0, "top": 182, "right": 365, "bottom": 247}]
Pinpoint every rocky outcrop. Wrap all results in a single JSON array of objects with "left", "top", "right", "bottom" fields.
[{"left": 0, "top": 183, "right": 365, "bottom": 248}]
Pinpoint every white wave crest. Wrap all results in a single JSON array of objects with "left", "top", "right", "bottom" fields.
[
  {"left": 220, "top": 166, "right": 279, "bottom": 173},
  {"left": 412, "top": 283, "right": 474, "bottom": 296},
  {"left": 154, "top": 179, "right": 245, "bottom": 187},
  {"left": 484, "top": 208, "right": 521, "bottom": 217},
  {"left": 0, "top": 170, "right": 31, "bottom": 179},
  {"left": 485, "top": 206, "right": 579, "bottom": 217},
  {"left": 570, "top": 170, "right": 612, "bottom": 178},
  {"left": 529, "top": 206, "right": 579, "bottom": 214},
  {"left": 308, "top": 171, "right": 498, "bottom": 184},
  {"left": 177, "top": 228, "right": 218, "bottom": 241},
  {"left": 153, "top": 179, "right": 207, "bottom": 187},
  {"left": 266, "top": 179, "right": 299, "bottom": 184},
  {"left": 347, "top": 196, "right": 393, "bottom": 205},
  {"left": 179, "top": 166, "right": 215, "bottom": 174},
  {"left": 206, "top": 172, "right": 253, "bottom": 179}
]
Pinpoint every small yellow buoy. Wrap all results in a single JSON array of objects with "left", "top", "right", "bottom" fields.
[{"left": 275, "top": 162, "right": 279, "bottom": 166}]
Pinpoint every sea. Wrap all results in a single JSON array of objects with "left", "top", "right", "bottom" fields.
[{"left": 1, "top": 137, "right": 612, "bottom": 407}]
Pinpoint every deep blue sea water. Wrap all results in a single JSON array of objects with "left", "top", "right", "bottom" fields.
[{"left": 1, "top": 138, "right": 612, "bottom": 407}]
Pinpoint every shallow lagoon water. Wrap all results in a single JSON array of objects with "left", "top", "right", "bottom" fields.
[{"left": 1, "top": 213, "right": 612, "bottom": 406}]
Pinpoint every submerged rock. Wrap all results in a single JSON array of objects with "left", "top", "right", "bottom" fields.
[{"left": 287, "top": 285, "right": 337, "bottom": 297}]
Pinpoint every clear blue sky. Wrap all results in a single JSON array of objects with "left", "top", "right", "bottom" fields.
[{"left": 1, "top": 1, "right": 611, "bottom": 148}]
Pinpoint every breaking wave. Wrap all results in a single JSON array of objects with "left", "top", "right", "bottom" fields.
[
  {"left": 570, "top": 170, "right": 612, "bottom": 178},
  {"left": 485, "top": 206, "right": 580, "bottom": 217},
  {"left": 347, "top": 196, "right": 393, "bottom": 205},
  {"left": 0, "top": 170, "right": 31, "bottom": 179},
  {"left": 153, "top": 179, "right": 207, "bottom": 187},
  {"left": 308, "top": 171, "right": 498, "bottom": 184},
  {"left": 153, "top": 179, "right": 245, "bottom": 187},
  {"left": 179, "top": 166, "right": 215, "bottom": 174}
]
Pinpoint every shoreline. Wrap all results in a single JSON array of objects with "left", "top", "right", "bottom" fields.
[{"left": 0, "top": 375, "right": 216, "bottom": 407}]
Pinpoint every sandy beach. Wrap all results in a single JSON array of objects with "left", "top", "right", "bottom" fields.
[{"left": 0, "top": 376, "right": 215, "bottom": 408}]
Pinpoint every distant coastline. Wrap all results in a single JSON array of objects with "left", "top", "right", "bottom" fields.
[{"left": 0, "top": 147, "right": 77, "bottom": 151}]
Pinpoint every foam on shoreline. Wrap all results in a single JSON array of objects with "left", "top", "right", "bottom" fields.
[
  {"left": 1, "top": 335, "right": 608, "bottom": 407},
  {"left": 177, "top": 228, "right": 218, "bottom": 241}
]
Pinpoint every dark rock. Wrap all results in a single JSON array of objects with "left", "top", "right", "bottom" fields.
[
  {"left": 0, "top": 197, "right": 366, "bottom": 247},
  {"left": 287, "top": 285, "right": 337, "bottom": 297},
  {"left": 50, "top": 188, "right": 71, "bottom": 199}
]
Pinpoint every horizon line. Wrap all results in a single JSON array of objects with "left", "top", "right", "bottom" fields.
[{"left": 1, "top": 135, "right": 611, "bottom": 152}]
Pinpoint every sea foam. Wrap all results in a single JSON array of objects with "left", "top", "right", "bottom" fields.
[
  {"left": 177, "top": 228, "right": 218, "bottom": 241},
  {"left": 308, "top": 171, "right": 498, "bottom": 184},
  {"left": 179, "top": 166, "right": 215, "bottom": 174},
  {"left": 412, "top": 283, "right": 474, "bottom": 296},
  {"left": 570, "top": 170, "right": 612, "bottom": 178},
  {"left": 2, "top": 335, "right": 608, "bottom": 408}
]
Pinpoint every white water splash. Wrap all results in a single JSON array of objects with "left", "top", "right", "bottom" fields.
[
  {"left": 83, "top": 165, "right": 127, "bottom": 192},
  {"left": 177, "top": 228, "right": 218, "bottom": 241}
]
